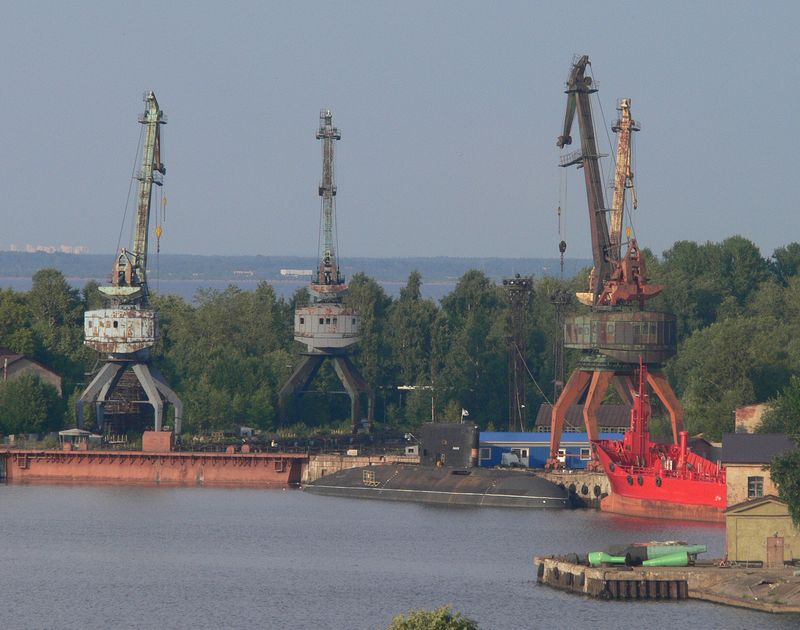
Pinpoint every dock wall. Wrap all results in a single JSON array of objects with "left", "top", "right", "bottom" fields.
[
  {"left": 535, "top": 556, "right": 689, "bottom": 600},
  {"left": 1, "top": 449, "right": 307, "bottom": 486},
  {"left": 538, "top": 470, "right": 609, "bottom": 507}
]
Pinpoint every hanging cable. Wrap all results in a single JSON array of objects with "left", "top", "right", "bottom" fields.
[
  {"left": 115, "top": 124, "right": 145, "bottom": 258},
  {"left": 514, "top": 341, "right": 551, "bottom": 406}
]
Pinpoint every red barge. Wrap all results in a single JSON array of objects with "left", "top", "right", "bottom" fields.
[
  {"left": 0, "top": 431, "right": 305, "bottom": 487},
  {"left": 593, "top": 362, "right": 727, "bottom": 522}
]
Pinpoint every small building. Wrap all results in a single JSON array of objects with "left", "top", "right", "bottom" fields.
[
  {"left": 0, "top": 347, "right": 62, "bottom": 396},
  {"left": 726, "top": 495, "right": 800, "bottom": 565},
  {"left": 58, "top": 428, "right": 101, "bottom": 450},
  {"left": 722, "top": 433, "right": 797, "bottom": 507},
  {"left": 479, "top": 431, "right": 624, "bottom": 469}
]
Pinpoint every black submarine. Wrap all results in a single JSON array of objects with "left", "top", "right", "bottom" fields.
[{"left": 305, "top": 422, "right": 572, "bottom": 508}]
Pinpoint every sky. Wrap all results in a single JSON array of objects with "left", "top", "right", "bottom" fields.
[{"left": 0, "top": 1, "right": 796, "bottom": 260}]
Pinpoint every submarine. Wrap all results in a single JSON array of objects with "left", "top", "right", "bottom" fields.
[{"left": 305, "top": 422, "right": 572, "bottom": 509}]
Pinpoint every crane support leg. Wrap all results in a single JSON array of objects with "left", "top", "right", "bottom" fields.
[
  {"left": 582, "top": 371, "right": 613, "bottom": 471},
  {"left": 76, "top": 362, "right": 125, "bottom": 430},
  {"left": 332, "top": 355, "right": 371, "bottom": 434},
  {"left": 278, "top": 354, "right": 326, "bottom": 422},
  {"left": 548, "top": 369, "right": 592, "bottom": 468},
  {"left": 132, "top": 364, "right": 164, "bottom": 432},
  {"left": 150, "top": 365, "right": 184, "bottom": 435},
  {"left": 647, "top": 371, "right": 685, "bottom": 444},
  {"left": 583, "top": 371, "right": 612, "bottom": 442}
]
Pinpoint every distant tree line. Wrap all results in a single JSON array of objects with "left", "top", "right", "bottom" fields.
[{"left": 0, "top": 237, "right": 799, "bottom": 445}]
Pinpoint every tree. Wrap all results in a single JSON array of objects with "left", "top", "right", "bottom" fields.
[
  {"left": 345, "top": 272, "right": 392, "bottom": 389},
  {"left": 769, "top": 451, "right": 800, "bottom": 525},
  {"left": 436, "top": 271, "right": 507, "bottom": 425},
  {"left": 0, "top": 373, "right": 62, "bottom": 435},
  {"left": 386, "top": 271, "right": 437, "bottom": 386},
  {"left": 386, "top": 605, "right": 478, "bottom": 630},
  {"left": 771, "top": 242, "right": 800, "bottom": 285},
  {"left": 760, "top": 376, "right": 800, "bottom": 434}
]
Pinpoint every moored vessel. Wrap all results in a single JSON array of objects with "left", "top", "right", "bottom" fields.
[
  {"left": 305, "top": 464, "right": 571, "bottom": 508},
  {"left": 593, "top": 361, "right": 726, "bottom": 522}
]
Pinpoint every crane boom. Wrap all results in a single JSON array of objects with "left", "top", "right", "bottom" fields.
[
  {"left": 311, "top": 109, "right": 346, "bottom": 301},
  {"left": 104, "top": 91, "right": 166, "bottom": 304},
  {"left": 557, "top": 55, "right": 613, "bottom": 305},
  {"left": 558, "top": 57, "right": 661, "bottom": 308},
  {"left": 131, "top": 91, "right": 166, "bottom": 291},
  {"left": 609, "top": 98, "right": 638, "bottom": 252}
]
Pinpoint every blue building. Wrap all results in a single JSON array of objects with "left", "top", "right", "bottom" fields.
[
  {"left": 479, "top": 431, "right": 624, "bottom": 469},
  {"left": 479, "top": 403, "right": 629, "bottom": 469}
]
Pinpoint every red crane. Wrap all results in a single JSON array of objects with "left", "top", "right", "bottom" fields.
[{"left": 547, "top": 56, "right": 683, "bottom": 469}]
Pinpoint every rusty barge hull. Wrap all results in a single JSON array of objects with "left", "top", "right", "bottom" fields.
[{"left": 1, "top": 449, "right": 306, "bottom": 487}]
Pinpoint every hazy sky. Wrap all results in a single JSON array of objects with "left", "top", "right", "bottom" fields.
[{"left": 1, "top": 1, "right": 796, "bottom": 260}]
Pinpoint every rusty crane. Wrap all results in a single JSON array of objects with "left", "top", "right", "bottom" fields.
[
  {"left": 77, "top": 92, "right": 182, "bottom": 435},
  {"left": 547, "top": 56, "right": 683, "bottom": 469}
]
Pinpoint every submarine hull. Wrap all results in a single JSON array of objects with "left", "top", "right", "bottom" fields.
[{"left": 305, "top": 464, "right": 572, "bottom": 508}]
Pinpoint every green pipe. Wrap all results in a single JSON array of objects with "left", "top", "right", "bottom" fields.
[
  {"left": 625, "top": 544, "right": 707, "bottom": 565},
  {"left": 641, "top": 551, "right": 689, "bottom": 567},
  {"left": 588, "top": 552, "right": 627, "bottom": 567}
]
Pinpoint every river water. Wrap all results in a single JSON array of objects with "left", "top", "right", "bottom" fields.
[{"left": 0, "top": 485, "right": 796, "bottom": 629}]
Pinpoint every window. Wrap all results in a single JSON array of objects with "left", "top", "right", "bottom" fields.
[
  {"left": 332, "top": 317, "right": 337, "bottom": 324},
  {"left": 510, "top": 448, "right": 529, "bottom": 458},
  {"left": 580, "top": 448, "right": 591, "bottom": 461},
  {"left": 299, "top": 317, "right": 305, "bottom": 325},
  {"left": 113, "top": 321, "right": 118, "bottom": 328},
  {"left": 479, "top": 447, "right": 491, "bottom": 461},
  {"left": 319, "top": 318, "right": 324, "bottom": 325},
  {"left": 325, "top": 318, "right": 331, "bottom": 324},
  {"left": 747, "top": 475, "right": 764, "bottom": 499}
]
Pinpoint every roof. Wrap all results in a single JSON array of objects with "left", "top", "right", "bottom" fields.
[
  {"left": 59, "top": 428, "right": 94, "bottom": 436},
  {"left": 722, "top": 433, "right": 797, "bottom": 464},
  {"left": 534, "top": 403, "right": 630, "bottom": 430},
  {"left": 726, "top": 494, "right": 787, "bottom": 514},
  {"left": 480, "top": 431, "right": 624, "bottom": 444},
  {"left": 0, "top": 346, "right": 24, "bottom": 364}
]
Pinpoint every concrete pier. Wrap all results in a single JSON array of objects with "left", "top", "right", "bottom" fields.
[{"left": 535, "top": 556, "right": 800, "bottom": 612}]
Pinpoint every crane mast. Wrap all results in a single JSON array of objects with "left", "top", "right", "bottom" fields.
[
  {"left": 312, "top": 109, "right": 345, "bottom": 301},
  {"left": 106, "top": 91, "right": 166, "bottom": 305}
]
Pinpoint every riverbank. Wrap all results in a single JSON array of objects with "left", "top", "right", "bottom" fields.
[{"left": 535, "top": 555, "right": 800, "bottom": 613}]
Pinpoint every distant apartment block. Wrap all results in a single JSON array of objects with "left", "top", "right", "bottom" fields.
[{"left": 9, "top": 244, "right": 89, "bottom": 254}]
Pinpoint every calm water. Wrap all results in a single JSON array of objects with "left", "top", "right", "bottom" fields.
[{"left": 0, "top": 485, "right": 796, "bottom": 629}]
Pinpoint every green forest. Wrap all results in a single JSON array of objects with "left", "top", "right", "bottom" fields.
[{"left": 1, "top": 235, "right": 800, "bottom": 446}]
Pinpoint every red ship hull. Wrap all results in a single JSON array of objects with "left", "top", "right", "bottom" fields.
[
  {"left": 594, "top": 442, "right": 726, "bottom": 522},
  {"left": 591, "top": 361, "right": 727, "bottom": 523}
]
